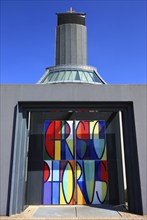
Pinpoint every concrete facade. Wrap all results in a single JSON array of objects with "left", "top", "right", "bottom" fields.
[{"left": 0, "top": 84, "right": 146, "bottom": 216}]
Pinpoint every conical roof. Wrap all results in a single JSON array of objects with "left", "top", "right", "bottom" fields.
[{"left": 38, "top": 65, "right": 106, "bottom": 84}]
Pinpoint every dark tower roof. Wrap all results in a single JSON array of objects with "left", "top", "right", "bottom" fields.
[{"left": 57, "top": 12, "right": 86, "bottom": 26}]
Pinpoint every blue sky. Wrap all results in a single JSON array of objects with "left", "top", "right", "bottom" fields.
[{"left": 1, "top": 0, "right": 146, "bottom": 84}]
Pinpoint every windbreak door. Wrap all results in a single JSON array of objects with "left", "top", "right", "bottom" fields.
[
  {"left": 75, "top": 120, "right": 108, "bottom": 204},
  {"left": 43, "top": 120, "right": 75, "bottom": 205},
  {"left": 43, "top": 120, "right": 108, "bottom": 205}
]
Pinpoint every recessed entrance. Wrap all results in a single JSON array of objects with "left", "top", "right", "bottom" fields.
[
  {"left": 43, "top": 120, "right": 108, "bottom": 205},
  {"left": 8, "top": 102, "right": 143, "bottom": 215},
  {"left": 26, "top": 109, "right": 127, "bottom": 207}
]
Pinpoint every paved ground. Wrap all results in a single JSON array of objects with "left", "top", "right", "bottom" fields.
[{"left": 1, "top": 205, "right": 147, "bottom": 220}]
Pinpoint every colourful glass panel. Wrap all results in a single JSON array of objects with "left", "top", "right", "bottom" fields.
[{"left": 43, "top": 120, "right": 108, "bottom": 205}]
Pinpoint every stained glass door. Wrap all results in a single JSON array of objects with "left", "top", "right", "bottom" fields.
[
  {"left": 75, "top": 120, "right": 108, "bottom": 204},
  {"left": 43, "top": 120, "right": 75, "bottom": 204},
  {"left": 43, "top": 120, "right": 108, "bottom": 205}
]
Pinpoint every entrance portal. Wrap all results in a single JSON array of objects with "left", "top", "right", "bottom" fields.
[
  {"left": 9, "top": 103, "right": 143, "bottom": 215},
  {"left": 43, "top": 120, "right": 108, "bottom": 205}
]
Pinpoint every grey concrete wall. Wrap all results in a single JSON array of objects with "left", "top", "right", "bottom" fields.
[
  {"left": 0, "top": 84, "right": 146, "bottom": 215},
  {"left": 56, "top": 24, "right": 87, "bottom": 65}
]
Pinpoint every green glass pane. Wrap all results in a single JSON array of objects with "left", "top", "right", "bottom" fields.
[
  {"left": 68, "top": 71, "right": 77, "bottom": 81},
  {"left": 64, "top": 71, "right": 71, "bottom": 80},
  {"left": 42, "top": 76, "right": 49, "bottom": 83},
  {"left": 84, "top": 72, "right": 93, "bottom": 82},
  {"left": 56, "top": 71, "right": 64, "bottom": 81},
  {"left": 89, "top": 72, "right": 101, "bottom": 83},
  {"left": 50, "top": 72, "right": 59, "bottom": 81},
  {"left": 78, "top": 71, "right": 87, "bottom": 81},
  {"left": 48, "top": 73, "right": 55, "bottom": 81},
  {"left": 75, "top": 71, "right": 80, "bottom": 80}
]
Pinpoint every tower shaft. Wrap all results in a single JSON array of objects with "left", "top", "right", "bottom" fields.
[{"left": 55, "top": 12, "right": 87, "bottom": 66}]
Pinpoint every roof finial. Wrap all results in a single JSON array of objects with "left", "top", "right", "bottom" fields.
[{"left": 67, "top": 7, "right": 76, "bottom": 13}]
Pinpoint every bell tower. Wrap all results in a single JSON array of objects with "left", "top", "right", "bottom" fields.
[{"left": 38, "top": 8, "right": 105, "bottom": 85}]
